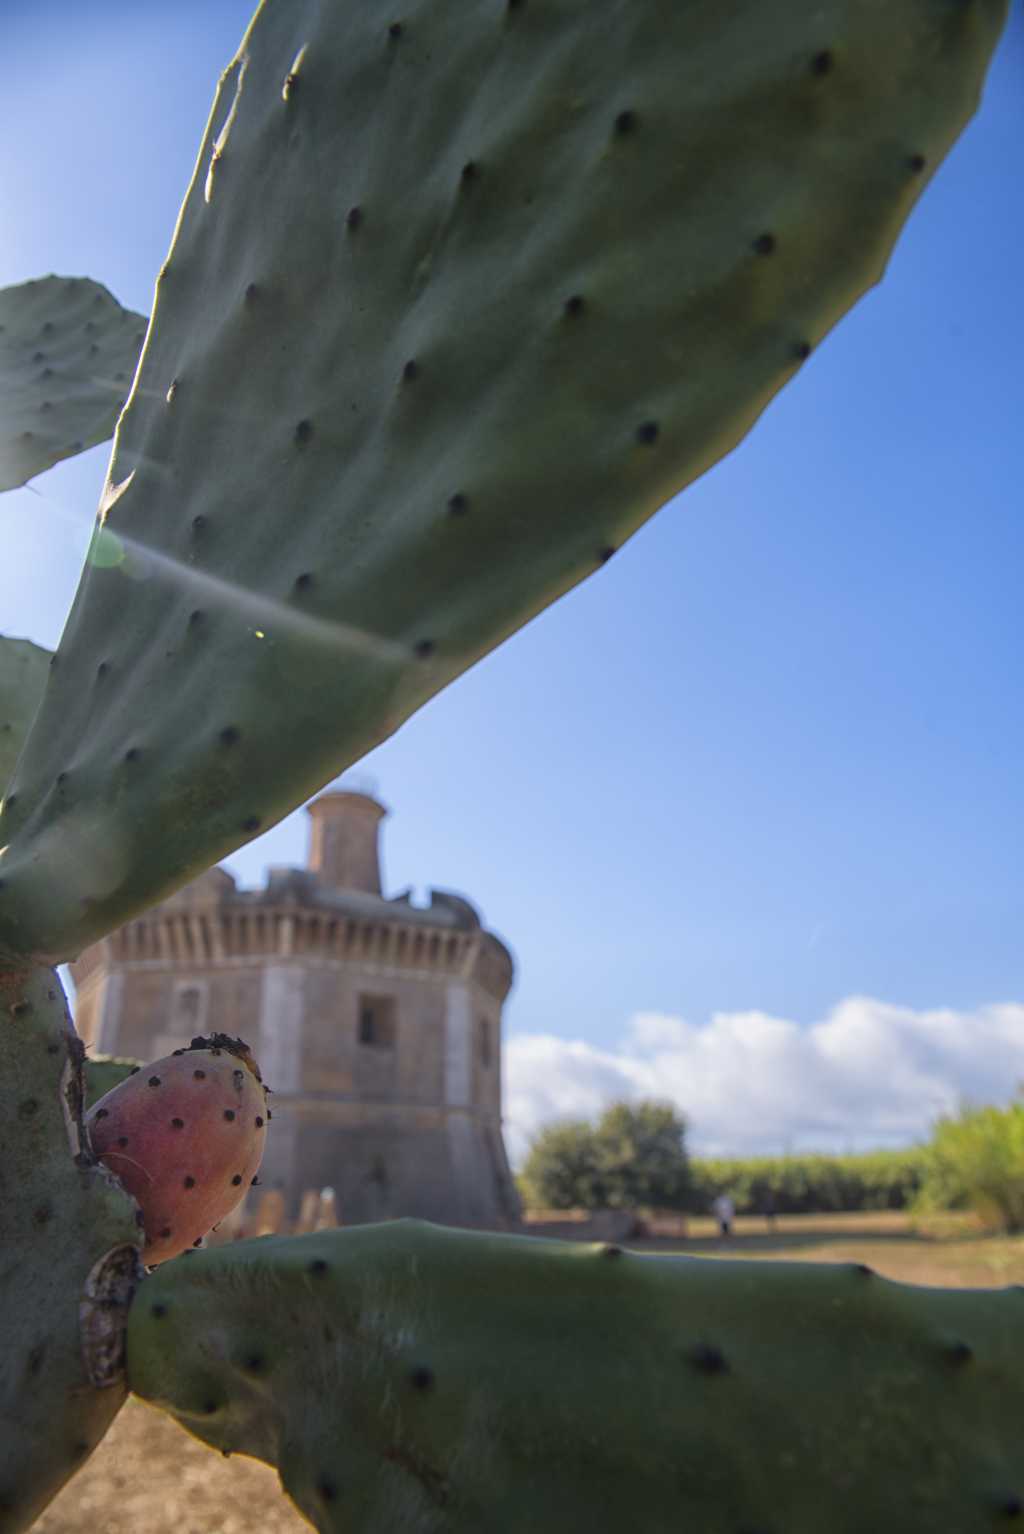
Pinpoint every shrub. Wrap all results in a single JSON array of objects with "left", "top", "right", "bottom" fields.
[
  {"left": 686, "top": 1149, "right": 928, "bottom": 1215},
  {"left": 916, "top": 1101, "right": 1024, "bottom": 1232}
]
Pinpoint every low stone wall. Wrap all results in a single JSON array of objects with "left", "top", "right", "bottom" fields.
[
  {"left": 211, "top": 1193, "right": 693, "bottom": 1246},
  {"left": 522, "top": 1208, "right": 685, "bottom": 1243},
  {"left": 207, "top": 1186, "right": 523, "bottom": 1243}
]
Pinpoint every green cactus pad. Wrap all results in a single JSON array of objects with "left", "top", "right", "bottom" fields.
[
  {"left": 0, "top": 966, "right": 142, "bottom": 1533},
  {"left": 0, "top": 276, "right": 146, "bottom": 493},
  {"left": 0, "top": 636, "right": 49, "bottom": 793},
  {"left": 0, "top": 0, "right": 1008, "bottom": 962},
  {"left": 127, "top": 1220, "right": 1024, "bottom": 1534},
  {"left": 82, "top": 1053, "right": 143, "bottom": 1111}
]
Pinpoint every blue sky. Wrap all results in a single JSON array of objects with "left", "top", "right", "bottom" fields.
[{"left": 2, "top": 2, "right": 1022, "bottom": 1157}]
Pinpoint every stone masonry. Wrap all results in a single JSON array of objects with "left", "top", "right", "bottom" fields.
[{"left": 70, "top": 792, "right": 521, "bottom": 1229}]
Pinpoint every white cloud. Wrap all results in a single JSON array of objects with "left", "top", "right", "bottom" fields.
[{"left": 502, "top": 998, "right": 1024, "bottom": 1168}]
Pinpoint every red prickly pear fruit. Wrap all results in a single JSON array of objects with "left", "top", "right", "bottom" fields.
[{"left": 85, "top": 1032, "right": 269, "bottom": 1265}]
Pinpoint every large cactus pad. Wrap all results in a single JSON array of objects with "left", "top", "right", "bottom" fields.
[
  {"left": 0, "top": 967, "right": 141, "bottom": 1533},
  {"left": 0, "top": 0, "right": 1008, "bottom": 961},
  {"left": 127, "top": 1221, "right": 1024, "bottom": 1534},
  {"left": 0, "top": 277, "right": 146, "bottom": 493},
  {"left": 0, "top": 636, "right": 49, "bottom": 792}
]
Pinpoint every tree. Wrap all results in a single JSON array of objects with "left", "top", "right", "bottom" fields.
[
  {"left": 592, "top": 1101, "right": 691, "bottom": 1211},
  {"left": 521, "top": 1100, "right": 690, "bottom": 1211},
  {"left": 519, "top": 1119, "right": 606, "bottom": 1210}
]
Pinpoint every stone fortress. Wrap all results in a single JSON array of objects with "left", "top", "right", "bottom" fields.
[{"left": 71, "top": 791, "right": 521, "bottom": 1229}]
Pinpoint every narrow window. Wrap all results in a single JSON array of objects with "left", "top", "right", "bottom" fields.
[
  {"left": 175, "top": 985, "right": 204, "bottom": 1025},
  {"left": 478, "top": 1017, "right": 492, "bottom": 1069},
  {"left": 357, "top": 994, "right": 396, "bottom": 1049}
]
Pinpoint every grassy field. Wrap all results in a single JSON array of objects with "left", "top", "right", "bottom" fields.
[
  {"left": 34, "top": 1213, "right": 1024, "bottom": 1534},
  {"left": 628, "top": 1208, "right": 1024, "bottom": 1287}
]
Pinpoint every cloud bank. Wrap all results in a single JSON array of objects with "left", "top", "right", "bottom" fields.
[{"left": 503, "top": 998, "right": 1024, "bottom": 1167}]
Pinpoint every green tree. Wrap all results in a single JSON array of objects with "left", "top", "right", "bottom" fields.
[
  {"left": 519, "top": 1119, "right": 605, "bottom": 1210},
  {"left": 521, "top": 1100, "right": 689, "bottom": 1211},
  {"left": 592, "top": 1101, "right": 690, "bottom": 1211}
]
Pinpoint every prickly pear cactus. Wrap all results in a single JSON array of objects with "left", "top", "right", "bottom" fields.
[
  {"left": 0, "top": 276, "right": 146, "bottom": 492},
  {"left": 86, "top": 1034, "right": 268, "bottom": 1264},
  {"left": 0, "top": 636, "right": 49, "bottom": 791},
  {"left": 0, "top": 0, "right": 1008, "bottom": 962},
  {"left": 82, "top": 1052, "right": 142, "bottom": 1110},
  {"left": 127, "top": 1220, "right": 1024, "bottom": 1534},
  {"left": 0, "top": 967, "right": 141, "bottom": 1534}
]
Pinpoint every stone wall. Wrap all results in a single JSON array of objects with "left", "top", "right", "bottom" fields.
[{"left": 70, "top": 837, "right": 519, "bottom": 1231}]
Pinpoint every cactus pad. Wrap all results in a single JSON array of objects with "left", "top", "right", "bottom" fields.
[
  {"left": 0, "top": 636, "right": 49, "bottom": 792},
  {"left": 0, "top": 966, "right": 141, "bottom": 1533},
  {"left": 82, "top": 1052, "right": 143, "bottom": 1111},
  {"left": 127, "top": 1220, "right": 1024, "bottom": 1534},
  {"left": 0, "top": 0, "right": 1008, "bottom": 961},
  {"left": 0, "top": 277, "right": 146, "bottom": 493}
]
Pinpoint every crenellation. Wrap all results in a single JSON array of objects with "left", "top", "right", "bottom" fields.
[{"left": 70, "top": 792, "right": 519, "bottom": 1228}]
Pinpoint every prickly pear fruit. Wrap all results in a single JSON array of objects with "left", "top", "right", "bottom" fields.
[
  {"left": 85, "top": 1033, "right": 268, "bottom": 1265},
  {"left": 0, "top": 275, "right": 146, "bottom": 492}
]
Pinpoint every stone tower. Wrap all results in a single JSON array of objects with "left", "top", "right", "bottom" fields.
[{"left": 70, "top": 792, "right": 520, "bottom": 1229}]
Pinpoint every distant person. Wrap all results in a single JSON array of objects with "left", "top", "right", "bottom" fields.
[
  {"left": 761, "top": 1189, "right": 777, "bottom": 1231},
  {"left": 712, "top": 1192, "right": 735, "bottom": 1240}
]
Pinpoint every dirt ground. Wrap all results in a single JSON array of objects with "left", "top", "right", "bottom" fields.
[
  {"left": 33, "top": 1401, "right": 309, "bottom": 1534},
  {"left": 33, "top": 1214, "right": 1024, "bottom": 1534},
  {"left": 629, "top": 1208, "right": 1024, "bottom": 1288}
]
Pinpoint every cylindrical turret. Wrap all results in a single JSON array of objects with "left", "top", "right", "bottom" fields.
[{"left": 306, "top": 791, "right": 387, "bottom": 893}]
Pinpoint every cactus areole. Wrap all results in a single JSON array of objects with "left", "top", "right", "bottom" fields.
[{"left": 85, "top": 1034, "right": 268, "bottom": 1265}]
